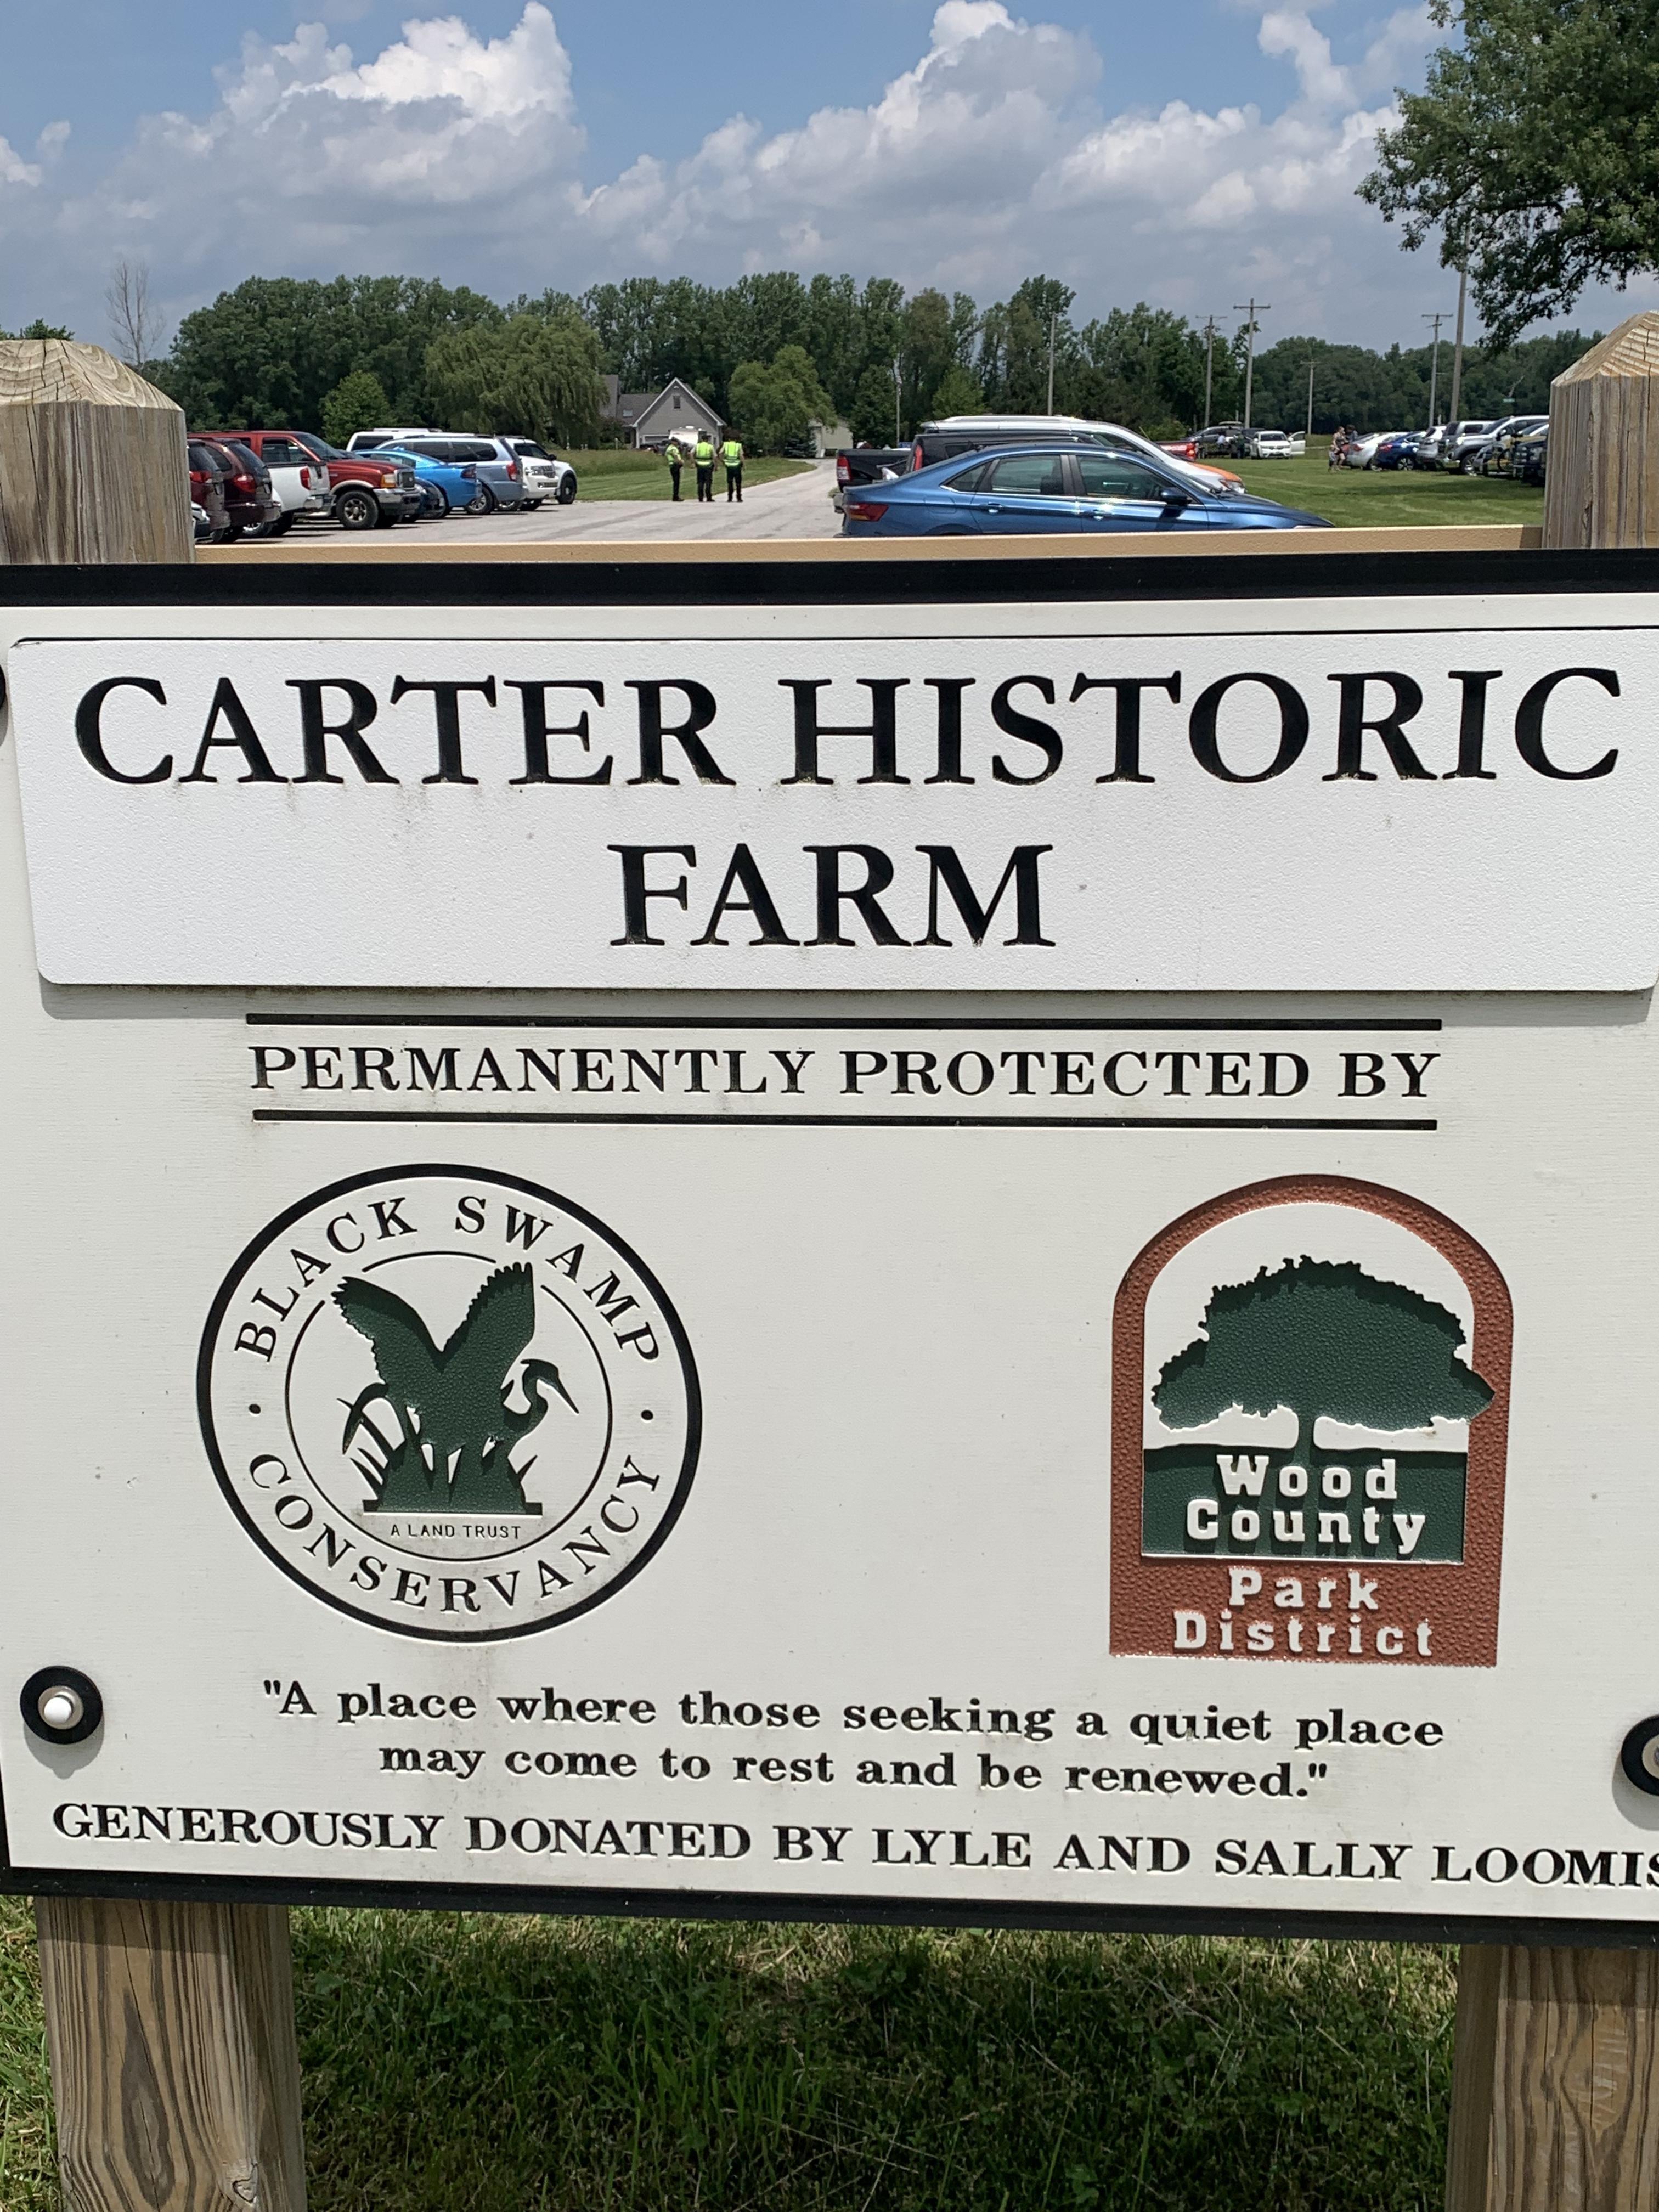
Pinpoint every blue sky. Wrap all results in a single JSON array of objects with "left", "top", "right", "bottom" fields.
[{"left": 1, "top": 0, "right": 1648, "bottom": 349}]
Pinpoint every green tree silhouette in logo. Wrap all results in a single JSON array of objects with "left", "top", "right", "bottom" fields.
[
  {"left": 334, "top": 1263, "right": 577, "bottom": 1516},
  {"left": 1154, "top": 1257, "right": 1493, "bottom": 1468}
]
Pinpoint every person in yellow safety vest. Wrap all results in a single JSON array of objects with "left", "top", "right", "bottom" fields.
[
  {"left": 693, "top": 433, "right": 716, "bottom": 503},
  {"left": 664, "top": 440, "right": 685, "bottom": 501},
  {"left": 721, "top": 435, "right": 744, "bottom": 503}
]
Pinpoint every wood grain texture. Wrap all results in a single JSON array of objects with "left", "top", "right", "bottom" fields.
[
  {"left": 1543, "top": 312, "right": 1659, "bottom": 548},
  {"left": 36, "top": 1897, "right": 306, "bottom": 2212},
  {"left": 202, "top": 521, "right": 1542, "bottom": 563},
  {"left": 1447, "top": 1946, "right": 1659, "bottom": 2211},
  {"left": 0, "top": 340, "right": 192, "bottom": 564}
]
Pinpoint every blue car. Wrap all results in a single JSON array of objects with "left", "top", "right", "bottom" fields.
[
  {"left": 373, "top": 444, "right": 481, "bottom": 517},
  {"left": 840, "top": 443, "right": 1329, "bottom": 537}
]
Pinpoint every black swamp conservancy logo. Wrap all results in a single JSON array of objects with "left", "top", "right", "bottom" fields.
[{"left": 200, "top": 1166, "right": 699, "bottom": 1639}]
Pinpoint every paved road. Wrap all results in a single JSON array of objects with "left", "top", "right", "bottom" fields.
[{"left": 430, "top": 460, "right": 842, "bottom": 544}]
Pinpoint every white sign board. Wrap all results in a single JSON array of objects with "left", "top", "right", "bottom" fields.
[
  {"left": 1, "top": 552, "right": 1658, "bottom": 1939},
  {"left": 4, "top": 576, "right": 1659, "bottom": 990}
]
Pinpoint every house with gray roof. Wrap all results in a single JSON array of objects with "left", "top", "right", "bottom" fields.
[{"left": 601, "top": 374, "right": 725, "bottom": 449}]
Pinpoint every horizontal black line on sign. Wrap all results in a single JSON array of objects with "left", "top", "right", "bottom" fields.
[
  {"left": 245, "top": 1014, "right": 1443, "bottom": 1033},
  {"left": 5, "top": 545, "right": 1659, "bottom": 606},
  {"left": 1, "top": 1863, "right": 1654, "bottom": 1951},
  {"left": 253, "top": 1110, "right": 1437, "bottom": 1131}
]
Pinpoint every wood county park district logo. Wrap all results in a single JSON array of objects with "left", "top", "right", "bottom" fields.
[
  {"left": 200, "top": 1166, "right": 699, "bottom": 1640},
  {"left": 1110, "top": 1176, "right": 1511, "bottom": 1667}
]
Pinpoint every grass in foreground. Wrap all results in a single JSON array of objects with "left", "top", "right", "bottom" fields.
[
  {"left": 1230, "top": 446, "right": 1543, "bottom": 527},
  {"left": 556, "top": 449, "right": 815, "bottom": 502},
  {"left": 0, "top": 1897, "right": 1456, "bottom": 2211}
]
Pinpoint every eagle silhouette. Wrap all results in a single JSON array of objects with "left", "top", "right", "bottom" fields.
[{"left": 334, "top": 1263, "right": 576, "bottom": 1516}]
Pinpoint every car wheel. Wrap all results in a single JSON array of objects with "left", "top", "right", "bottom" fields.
[
  {"left": 466, "top": 484, "right": 496, "bottom": 516},
  {"left": 1461, "top": 455, "right": 1481, "bottom": 475},
  {"left": 523, "top": 498, "right": 543, "bottom": 511},
  {"left": 428, "top": 488, "right": 450, "bottom": 516},
  {"left": 253, "top": 513, "right": 296, "bottom": 538},
  {"left": 336, "top": 488, "right": 379, "bottom": 531},
  {"left": 556, "top": 477, "right": 577, "bottom": 505},
  {"left": 222, "top": 524, "right": 244, "bottom": 542}
]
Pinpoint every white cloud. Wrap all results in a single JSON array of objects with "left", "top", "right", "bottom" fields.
[{"left": 12, "top": 0, "right": 1645, "bottom": 346}]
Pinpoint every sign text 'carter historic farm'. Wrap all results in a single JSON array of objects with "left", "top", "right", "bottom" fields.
[{"left": 3, "top": 555, "right": 1659, "bottom": 1937}]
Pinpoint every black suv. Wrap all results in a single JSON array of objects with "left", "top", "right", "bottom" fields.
[{"left": 1194, "top": 423, "right": 1249, "bottom": 458}]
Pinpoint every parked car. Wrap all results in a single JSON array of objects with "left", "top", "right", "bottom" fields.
[
  {"left": 369, "top": 443, "right": 482, "bottom": 516},
  {"left": 501, "top": 437, "right": 578, "bottom": 506},
  {"left": 1437, "top": 419, "right": 1496, "bottom": 471},
  {"left": 1245, "top": 428, "right": 1302, "bottom": 458},
  {"left": 833, "top": 444, "right": 913, "bottom": 511},
  {"left": 1511, "top": 425, "right": 1549, "bottom": 484},
  {"left": 1371, "top": 432, "right": 1421, "bottom": 471},
  {"left": 1194, "top": 422, "right": 1249, "bottom": 458},
  {"left": 351, "top": 430, "right": 528, "bottom": 512},
  {"left": 1463, "top": 415, "right": 1547, "bottom": 475},
  {"left": 197, "top": 430, "right": 329, "bottom": 535},
  {"left": 187, "top": 441, "right": 233, "bottom": 541},
  {"left": 916, "top": 415, "right": 1245, "bottom": 494},
  {"left": 190, "top": 436, "right": 281, "bottom": 539},
  {"left": 1479, "top": 415, "right": 1549, "bottom": 476},
  {"left": 281, "top": 431, "right": 420, "bottom": 529},
  {"left": 190, "top": 500, "right": 213, "bottom": 543},
  {"left": 840, "top": 442, "right": 1329, "bottom": 538}
]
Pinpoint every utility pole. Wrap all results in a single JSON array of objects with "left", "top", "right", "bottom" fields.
[
  {"left": 1232, "top": 300, "right": 1269, "bottom": 430},
  {"left": 1306, "top": 352, "right": 1316, "bottom": 437},
  {"left": 1423, "top": 310, "right": 1451, "bottom": 428},
  {"left": 893, "top": 356, "right": 901, "bottom": 446},
  {"left": 1449, "top": 260, "right": 1468, "bottom": 425},
  {"left": 1200, "top": 315, "right": 1222, "bottom": 428},
  {"left": 1046, "top": 313, "right": 1057, "bottom": 415}
]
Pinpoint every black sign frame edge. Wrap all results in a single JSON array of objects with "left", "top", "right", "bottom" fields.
[
  {"left": 0, "top": 1861, "right": 1655, "bottom": 1947},
  {"left": 0, "top": 545, "right": 1656, "bottom": 608}
]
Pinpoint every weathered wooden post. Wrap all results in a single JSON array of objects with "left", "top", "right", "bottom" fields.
[
  {"left": 1442, "top": 315, "right": 1659, "bottom": 2212},
  {"left": 1, "top": 340, "right": 306, "bottom": 2210},
  {"left": 1542, "top": 311, "right": 1659, "bottom": 549},
  {"left": 0, "top": 340, "right": 193, "bottom": 565}
]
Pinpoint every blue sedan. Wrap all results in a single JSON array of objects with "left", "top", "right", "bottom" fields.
[
  {"left": 840, "top": 443, "right": 1330, "bottom": 537},
  {"left": 373, "top": 444, "right": 482, "bottom": 516}
]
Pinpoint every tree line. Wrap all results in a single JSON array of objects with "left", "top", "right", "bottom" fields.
[{"left": 12, "top": 268, "right": 1595, "bottom": 449}]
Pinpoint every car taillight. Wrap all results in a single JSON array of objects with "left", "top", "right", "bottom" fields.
[
  {"left": 505, "top": 460, "right": 518, "bottom": 478},
  {"left": 189, "top": 470, "right": 206, "bottom": 493},
  {"left": 299, "top": 467, "right": 311, "bottom": 488},
  {"left": 233, "top": 473, "right": 255, "bottom": 493},
  {"left": 844, "top": 499, "right": 888, "bottom": 523},
  {"left": 836, "top": 455, "right": 850, "bottom": 484},
  {"left": 461, "top": 467, "right": 476, "bottom": 480},
  {"left": 911, "top": 442, "right": 923, "bottom": 472}
]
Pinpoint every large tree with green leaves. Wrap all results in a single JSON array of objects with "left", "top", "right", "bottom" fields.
[
  {"left": 425, "top": 313, "right": 605, "bottom": 445},
  {"left": 1154, "top": 1257, "right": 1493, "bottom": 1468},
  {"left": 727, "top": 345, "right": 834, "bottom": 453},
  {"left": 1359, "top": 0, "right": 1659, "bottom": 343}
]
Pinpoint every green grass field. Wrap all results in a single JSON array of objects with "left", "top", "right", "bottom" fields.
[
  {"left": 1229, "top": 444, "right": 1543, "bottom": 527},
  {"left": 0, "top": 1897, "right": 1458, "bottom": 2210},
  {"left": 559, "top": 450, "right": 815, "bottom": 502}
]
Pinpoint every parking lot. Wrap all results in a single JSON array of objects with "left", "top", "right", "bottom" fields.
[{"left": 267, "top": 457, "right": 840, "bottom": 548}]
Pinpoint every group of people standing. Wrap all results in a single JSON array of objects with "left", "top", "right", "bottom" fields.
[{"left": 664, "top": 432, "right": 745, "bottom": 504}]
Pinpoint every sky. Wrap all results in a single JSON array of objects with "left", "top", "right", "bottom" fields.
[{"left": 1, "top": 0, "right": 1651, "bottom": 353}]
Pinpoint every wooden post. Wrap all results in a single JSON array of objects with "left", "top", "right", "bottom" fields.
[
  {"left": 37, "top": 1899, "right": 307, "bottom": 2212},
  {"left": 3, "top": 340, "right": 304, "bottom": 2208},
  {"left": 0, "top": 338, "right": 193, "bottom": 563},
  {"left": 1446, "top": 1946, "right": 1659, "bottom": 2210},
  {"left": 1542, "top": 311, "right": 1659, "bottom": 550},
  {"left": 1446, "top": 318, "right": 1659, "bottom": 2212}
]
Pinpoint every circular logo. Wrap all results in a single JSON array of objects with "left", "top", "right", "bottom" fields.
[{"left": 200, "top": 1166, "right": 699, "bottom": 1640}]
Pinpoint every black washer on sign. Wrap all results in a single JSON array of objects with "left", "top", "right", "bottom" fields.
[{"left": 20, "top": 1666, "right": 102, "bottom": 1746}]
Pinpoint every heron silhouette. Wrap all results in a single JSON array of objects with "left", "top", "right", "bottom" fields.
[{"left": 334, "top": 1263, "right": 576, "bottom": 1515}]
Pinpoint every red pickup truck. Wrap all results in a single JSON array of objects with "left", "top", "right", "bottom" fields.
[{"left": 230, "top": 430, "right": 420, "bottom": 530}]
